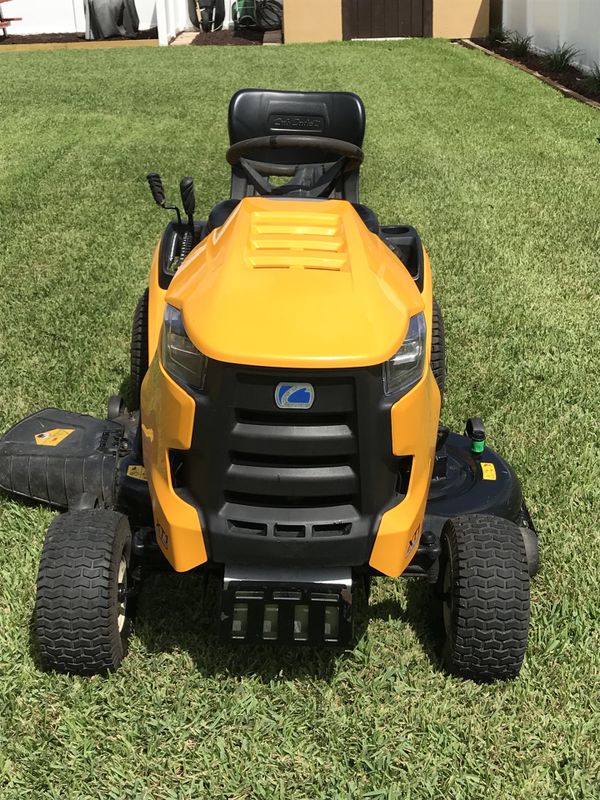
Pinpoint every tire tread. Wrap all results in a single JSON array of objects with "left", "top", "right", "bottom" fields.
[
  {"left": 130, "top": 289, "right": 149, "bottom": 410},
  {"left": 442, "top": 514, "right": 530, "bottom": 681},
  {"left": 35, "top": 510, "right": 131, "bottom": 675}
]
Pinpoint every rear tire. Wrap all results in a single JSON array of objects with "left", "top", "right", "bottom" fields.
[
  {"left": 431, "top": 298, "right": 445, "bottom": 398},
  {"left": 130, "top": 289, "right": 149, "bottom": 410},
  {"left": 35, "top": 510, "right": 133, "bottom": 675},
  {"left": 438, "top": 514, "right": 530, "bottom": 682}
]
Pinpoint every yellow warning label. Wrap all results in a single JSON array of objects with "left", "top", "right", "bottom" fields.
[
  {"left": 127, "top": 465, "right": 147, "bottom": 481},
  {"left": 481, "top": 462, "right": 497, "bottom": 481},
  {"left": 34, "top": 428, "right": 75, "bottom": 447}
]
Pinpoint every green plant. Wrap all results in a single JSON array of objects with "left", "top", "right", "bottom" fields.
[
  {"left": 506, "top": 32, "right": 533, "bottom": 58},
  {"left": 584, "top": 62, "right": 600, "bottom": 96},
  {"left": 488, "top": 25, "right": 508, "bottom": 48},
  {"left": 544, "top": 43, "right": 580, "bottom": 72}
]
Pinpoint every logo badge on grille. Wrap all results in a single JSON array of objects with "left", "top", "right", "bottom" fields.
[{"left": 275, "top": 382, "right": 315, "bottom": 409}]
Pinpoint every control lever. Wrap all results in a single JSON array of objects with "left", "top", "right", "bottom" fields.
[{"left": 146, "top": 172, "right": 181, "bottom": 223}]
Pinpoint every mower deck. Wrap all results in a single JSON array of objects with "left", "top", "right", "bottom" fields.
[{"left": 0, "top": 407, "right": 150, "bottom": 523}]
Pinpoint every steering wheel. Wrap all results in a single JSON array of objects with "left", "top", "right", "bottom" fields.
[{"left": 226, "top": 135, "right": 364, "bottom": 168}]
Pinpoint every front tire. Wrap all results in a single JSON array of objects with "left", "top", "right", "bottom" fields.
[
  {"left": 35, "top": 510, "right": 133, "bottom": 675},
  {"left": 439, "top": 514, "right": 530, "bottom": 682}
]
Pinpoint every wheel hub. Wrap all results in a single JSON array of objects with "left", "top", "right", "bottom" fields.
[{"left": 117, "top": 557, "right": 127, "bottom": 633}]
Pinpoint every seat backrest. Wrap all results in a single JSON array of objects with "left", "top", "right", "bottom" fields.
[{"left": 227, "top": 89, "right": 366, "bottom": 202}]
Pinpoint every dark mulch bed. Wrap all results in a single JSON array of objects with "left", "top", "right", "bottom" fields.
[
  {"left": 191, "top": 29, "right": 263, "bottom": 46},
  {"left": 0, "top": 28, "right": 158, "bottom": 45},
  {"left": 475, "top": 39, "right": 600, "bottom": 104}
]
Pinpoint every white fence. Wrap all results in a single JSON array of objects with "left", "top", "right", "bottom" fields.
[
  {"left": 503, "top": 0, "right": 600, "bottom": 71},
  {"left": 156, "top": 0, "right": 187, "bottom": 44},
  {"left": 6, "top": 0, "right": 158, "bottom": 35}
]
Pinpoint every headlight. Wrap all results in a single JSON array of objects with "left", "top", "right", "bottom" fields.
[
  {"left": 383, "top": 312, "right": 427, "bottom": 396},
  {"left": 161, "top": 304, "right": 208, "bottom": 390}
]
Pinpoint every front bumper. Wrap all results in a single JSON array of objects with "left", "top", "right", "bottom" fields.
[
  {"left": 221, "top": 566, "right": 354, "bottom": 645},
  {"left": 141, "top": 354, "right": 439, "bottom": 576}
]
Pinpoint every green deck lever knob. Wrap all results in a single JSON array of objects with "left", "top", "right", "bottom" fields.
[{"left": 465, "top": 417, "right": 486, "bottom": 454}]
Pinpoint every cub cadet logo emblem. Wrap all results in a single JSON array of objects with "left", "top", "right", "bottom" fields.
[
  {"left": 34, "top": 428, "right": 75, "bottom": 447},
  {"left": 275, "top": 383, "right": 315, "bottom": 409},
  {"left": 269, "top": 114, "right": 324, "bottom": 132}
]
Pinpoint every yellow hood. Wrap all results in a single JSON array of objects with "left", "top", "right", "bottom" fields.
[{"left": 166, "top": 197, "right": 424, "bottom": 369}]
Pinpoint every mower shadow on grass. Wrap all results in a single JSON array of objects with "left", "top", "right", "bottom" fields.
[
  {"left": 24, "top": 560, "right": 444, "bottom": 678},
  {"left": 368, "top": 581, "right": 446, "bottom": 673},
  {"left": 127, "top": 571, "right": 444, "bottom": 681},
  {"left": 132, "top": 571, "right": 343, "bottom": 681}
]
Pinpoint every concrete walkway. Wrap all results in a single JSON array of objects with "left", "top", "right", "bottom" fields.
[{"left": 0, "top": 38, "right": 157, "bottom": 53}]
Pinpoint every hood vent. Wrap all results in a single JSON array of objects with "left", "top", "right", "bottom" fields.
[{"left": 247, "top": 210, "right": 349, "bottom": 272}]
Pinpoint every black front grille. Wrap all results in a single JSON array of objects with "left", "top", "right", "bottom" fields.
[
  {"left": 222, "top": 373, "right": 362, "bottom": 535},
  {"left": 179, "top": 361, "right": 409, "bottom": 567}
]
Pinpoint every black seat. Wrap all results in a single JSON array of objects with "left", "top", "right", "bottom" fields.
[
  {"left": 228, "top": 89, "right": 366, "bottom": 202},
  {"left": 205, "top": 90, "right": 379, "bottom": 235},
  {"left": 229, "top": 89, "right": 365, "bottom": 151}
]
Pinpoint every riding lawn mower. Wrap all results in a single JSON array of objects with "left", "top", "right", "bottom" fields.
[{"left": 0, "top": 90, "right": 538, "bottom": 681}]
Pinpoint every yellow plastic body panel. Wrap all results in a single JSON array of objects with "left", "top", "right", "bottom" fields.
[
  {"left": 142, "top": 196, "right": 440, "bottom": 575},
  {"left": 369, "top": 370, "right": 441, "bottom": 577},
  {"left": 369, "top": 253, "right": 440, "bottom": 577},
  {"left": 140, "top": 355, "right": 208, "bottom": 572},
  {"left": 166, "top": 197, "right": 423, "bottom": 368}
]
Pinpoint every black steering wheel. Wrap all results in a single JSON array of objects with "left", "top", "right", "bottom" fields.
[{"left": 226, "top": 135, "right": 364, "bottom": 168}]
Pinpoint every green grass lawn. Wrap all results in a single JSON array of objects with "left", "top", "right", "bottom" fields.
[{"left": 1, "top": 39, "right": 599, "bottom": 799}]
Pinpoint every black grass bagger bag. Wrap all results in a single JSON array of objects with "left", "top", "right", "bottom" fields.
[{"left": 85, "top": 0, "right": 140, "bottom": 39}]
